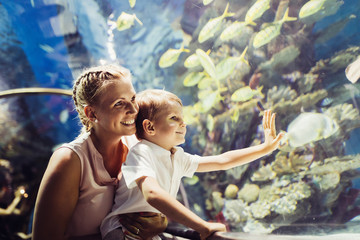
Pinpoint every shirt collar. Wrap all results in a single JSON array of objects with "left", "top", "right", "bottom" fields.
[{"left": 140, "top": 139, "right": 179, "bottom": 160}]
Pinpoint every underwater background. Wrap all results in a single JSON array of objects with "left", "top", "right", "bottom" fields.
[{"left": 0, "top": 0, "right": 360, "bottom": 239}]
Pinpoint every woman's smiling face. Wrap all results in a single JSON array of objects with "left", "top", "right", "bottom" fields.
[{"left": 93, "top": 79, "right": 139, "bottom": 137}]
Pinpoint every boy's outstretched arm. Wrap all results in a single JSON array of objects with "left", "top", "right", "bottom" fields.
[
  {"left": 137, "top": 176, "right": 226, "bottom": 240},
  {"left": 197, "top": 109, "right": 284, "bottom": 172}
]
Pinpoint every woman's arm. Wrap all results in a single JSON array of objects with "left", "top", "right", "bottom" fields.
[
  {"left": 197, "top": 110, "right": 284, "bottom": 172},
  {"left": 137, "top": 176, "right": 226, "bottom": 240},
  {"left": 32, "top": 148, "right": 81, "bottom": 240}
]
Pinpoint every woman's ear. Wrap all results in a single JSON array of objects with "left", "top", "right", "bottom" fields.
[
  {"left": 143, "top": 119, "right": 155, "bottom": 135},
  {"left": 84, "top": 105, "right": 97, "bottom": 122}
]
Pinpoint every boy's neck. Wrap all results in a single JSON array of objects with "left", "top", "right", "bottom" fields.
[{"left": 143, "top": 136, "right": 176, "bottom": 153}]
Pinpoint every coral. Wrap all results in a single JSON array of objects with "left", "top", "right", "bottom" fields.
[
  {"left": 249, "top": 200, "right": 272, "bottom": 219},
  {"left": 258, "top": 45, "right": 301, "bottom": 72},
  {"left": 237, "top": 183, "right": 260, "bottom": 203},
  {"left": 307, "top": 154, "right": 360, "bottom": 176},
  {"left": 243, "top": 218, "right": 275, "bottom": 234},
  {"left": 270, "top": 197, "right": 297, "bottom": 215},
  {"left": 211, "top": 191, "right": 225, "bottom": 213},
  {"left": 253, "top": 181, "right": 312, "bottom": 217},
  {"left": 225, "top": 165, "right": 248, "bottom": 181},
  {"left": 311, "top": 172, "right": 340, "bottom": 191},
  {"left": 267, "top": 89, "right": 328, "bottom": 117},
  {"left": 266, "top": 85, "right": 297, "bottom": 107},
  {"left": 324, "top": 103, "right": 360, "bottom": 134},
  {"left": 310, "top": 46, "right": 360, "bottom": 76},
  {"left": 251, "top": 164, "right": 276, "bottom": 182},
  {"left": 224, "top": 184, "right": 239, "bottom": 199},
  {"left": 223, "top": 199, "right": 249, "bottom": 223},
  {"left": 296, "top": 72, "right": 320, "bottom": 94},
  {"left": 271, "top": 151, "right": 312, "bottom": 174}
]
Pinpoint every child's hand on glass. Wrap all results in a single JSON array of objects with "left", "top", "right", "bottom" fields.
[{"left": 262, "top": 109, "right": 284, "bottom": 151}]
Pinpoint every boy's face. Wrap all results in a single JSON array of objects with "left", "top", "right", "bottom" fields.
[{"left": 150, "top": 101, "right": 186, "bottom": 151}]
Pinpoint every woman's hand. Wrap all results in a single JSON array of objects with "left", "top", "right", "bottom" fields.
[
  {"left": 119, "top": 212, "right": 168, "bottom": 240},
  {"left": 262, "top": 109, "right": 284, "bottom": 151}
]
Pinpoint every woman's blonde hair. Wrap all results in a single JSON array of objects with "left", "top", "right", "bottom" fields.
[
  {"left": 135, "top": 89, "right": 182, "bottom": 139},
  {"left": 72, "top": 64, "right": 131, "bottom": 132}
]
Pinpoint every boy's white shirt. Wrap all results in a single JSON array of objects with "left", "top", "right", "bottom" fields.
[{"left": 100, "top": 139, "right": 200, "bottom": 238}]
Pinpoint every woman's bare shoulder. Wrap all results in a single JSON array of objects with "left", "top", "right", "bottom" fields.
[{"left": 46, "top": 147, "right": 81, "bottom": 177}]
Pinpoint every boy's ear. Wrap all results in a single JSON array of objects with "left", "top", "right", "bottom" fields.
[{"left": 143, "top": 119, "right": 155, "bottom": 135}]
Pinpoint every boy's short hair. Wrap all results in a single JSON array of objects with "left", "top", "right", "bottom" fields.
[{"left": 136, "top": 89, "right": 182, "bottom": 139}]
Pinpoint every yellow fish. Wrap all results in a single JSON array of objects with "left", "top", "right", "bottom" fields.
[
  {"left": 184, "top": 49, "right": 211, "bottom": 68},
  {"left": 116, "top": 12, "right": 143, "bottom": 31},
  {"left": 184, "top": 53, "right": 200, "bottom": 68},
  {"left": 198, "top": 76, "right": 215, "bottom": 89},
  {"left": 215, "top": 47, "right": 248, "bottom": 80},
  {"left": 129, "top": 0, "right": 136, "bottom": 8},
  {"left": 198, "top": 3, "right": 235, "bottom": 43},
  {"left": 253, "top": 8, "right": 297, "bottom": 48},
  {"left": 183, "top": 105, "right": 199, "bottom": 125},
  {"left": 203, "top": 0, "right": 214, "bottom": 6},
  {"left": 199, "top": 90, "right": 221, "bottom": 112},
  {"left": 159, "top": 43, "right": 190, "bottom": 68},
  {"left": 245, "top": 0, "right": 271, "bottom": 26},
  {"left": 299, "top": 0, "right": 344, "bottom": 23},
  {"left": 299, "top": 0, "right": 326, "bottom": 19},
  {"left": 231, "top": 86, "right": 263, "bottom": 102},
  {"left": 183, "top": 71, "right": 206, "bottom": 87},
  {"left": 196, "top": 49, "right": 217, "bottom": 79},
  {"left": 219, "top": 21, "right": 247, "bottom": 41}
]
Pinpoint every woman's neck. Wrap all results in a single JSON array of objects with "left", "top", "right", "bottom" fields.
[
  {"left": 90, "top": 130, "right": 125, "bottom": 178},
  {"left": 90, "top": 130, "right": 122, "bottom": 159}
]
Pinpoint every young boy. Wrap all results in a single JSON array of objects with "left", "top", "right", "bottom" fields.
[{"left": 101, "top": 89, "right": 284, "bottom": 240}]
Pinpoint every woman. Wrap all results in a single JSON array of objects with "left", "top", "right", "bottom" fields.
[{"left": 32, "top": 65, "right": 139, "bottom": 240}]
